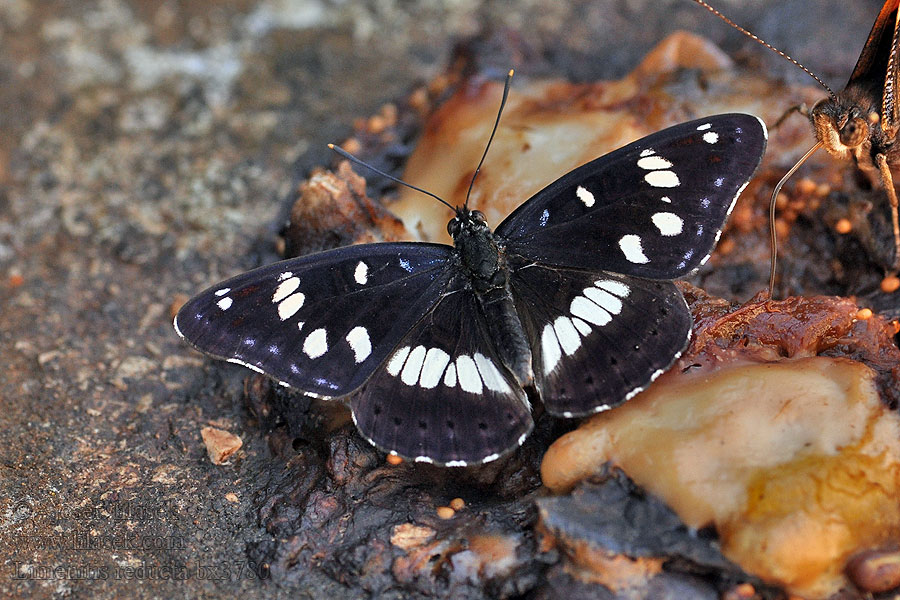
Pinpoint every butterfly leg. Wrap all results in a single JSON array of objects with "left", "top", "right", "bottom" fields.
[{"left": 875, "top": 153, "right": 900, "bottom": 272}]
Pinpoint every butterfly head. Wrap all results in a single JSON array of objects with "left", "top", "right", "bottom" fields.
[
  {"left": 809, "top": 94, "right": 875, "bottom": 158},
  {"left": 447, "top": 207, "right": 490, "bottom": 240}
]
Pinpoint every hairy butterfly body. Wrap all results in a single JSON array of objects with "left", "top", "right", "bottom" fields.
[{"left": 175, "top": 113, "right": 767, "bottom": 466}]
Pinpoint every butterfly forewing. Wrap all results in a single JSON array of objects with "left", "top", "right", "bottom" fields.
[
  {"left": 350, "top": 275, "right": 533, "bottom": 466},
  {"left": 507, "top": 261, "right": 692, "bottom": 417},
  {"left": 175, "top": 243, "right": 454, "bottom": 399},
  {"left": 495, "top": 114, "right": 767, "bottom": 279}
]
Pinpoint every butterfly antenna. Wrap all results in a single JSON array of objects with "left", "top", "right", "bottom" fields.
[
  {"left": 767, "top": 141, "right": 823, "bottom": 296},
  {"left": 464, "top": 69, "right": 515, "bottom": 208},
  {"left": 327, "top": 144, "right": 455, "bottom": 211},
  {"left": 691, "top": 0, "right": 836, "bottom": 99}
]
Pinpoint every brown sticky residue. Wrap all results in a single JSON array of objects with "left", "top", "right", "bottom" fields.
[{"left": 285, "top": 160, "right": 409, "bottom": 255}]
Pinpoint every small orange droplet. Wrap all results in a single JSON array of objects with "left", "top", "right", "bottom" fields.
[
  {"left": 797, "top": 178, "right": 817, "bottom": 195},
  {"left": 857, "top": 308, "right": 873, "bottom": 320},
  {"left": 387, "top": 454, "right": 403, "bottom": 466},
  {"left": 835, "top": 218, "right": 852, "bottom": 234},
  {"left": 774, "top": 219, "right": 790, "bottom": 239},
  {"left": 436, "top": 506, "right": 455, "bottom": 519},
  {"left": 449, "top": 497, "right": 465, "bottom": 511},
  {"left": 342, "top": 137, "right": 362, "bottom": 155},
  {"left": 882, "top": 276, "right": 900, "bottom": 293},
  {"left": 367, "top": 115, "right": 387, "bottom": 134}
]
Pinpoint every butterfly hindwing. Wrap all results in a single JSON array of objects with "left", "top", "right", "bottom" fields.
[
  {"left": 495, "top": 114, "right": 767, "bottom": 279},
  {"left": 350, "top": 275, "right": 533, "bottom": 465},
  {"left": 175, "top": 243, "right": 455, "bottom": 399},
  {"left": 507, "top": 260, "right": 691, "bottom": 417}
]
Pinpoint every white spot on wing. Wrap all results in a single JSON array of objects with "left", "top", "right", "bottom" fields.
[
  {"left": 651, "top": 212, "right": 684, "bottom": 236},
  {"left": 443, "top": 363, "right": 457, "bottom": 387},
  {"left": 696, "top": 122, "right": 712, "bottom": 130},
  {"left": 618, "top": 235, "right": 649, "bottom": 264},
  {"left": 217, "top": 297, "right": 233, "bottom": 311},
  {"left": 303, "top": 328, "right": 328, "bottom": 359},
  {"left": 637, "top": 156, "right": 673, "bottom": 170},
  {"left": 345, "top": 326, "right": 371, "bottom": 363},
  {"left": 553, "top": 316, "right": 581, "bottom": 356},
  {"left": 473, "top": 353, "right": 510, "bottom": 393},
  {"left": 354, "top": 261, "right": 368, "bottom": 285},
  {"left": 644, "top": 170, "right": 680, "bottom": 188},
  {"left": 541, "top": 323, "right": 562, "bottom": 375},
  {"left": 419, "top": 348, "right": 451, "bottom": 389},
  {"left": 277, "top": 292, "right": 305, "bottom": 320},
  {"left": 214, "top": 288, "right": 230, "bottom": 296},
  {"left": 386, "top": 346, "right": 410, "bottom": 376},
  {"left": 455, "top": 355, "right": 483, "bottom": 394},
  {"left": 273, "top": 276, "right": 300, "bottom": 303},
  {"left": 278, "top": 271, "right": 293, "bottom": 281},
  {"left": 640, "top": 148, "right": 655, "bottom": 157},
  {"left": 584, "top": 286, "right": 622, "bottom": 315},
  {"left": 571, "top": 317, "right": 592, "bottom": 336},
  {"left": 595, "top": 279, "right": 630, "bottom": 298},
  {"left": 576, "top": 185, "right": 595, "bottom": 207},
  {"left": 661, "top": 196, "right": 672, "bottom": 203},
  {"left": 539, "top": 209, "right": 549, "bottom": 227},
  {"left": 401, "top": 345, "right": 427, "bottom": 386},
  {"left": 570, "top": 295, "right": 611, "bottom": 326},
  {"left": 703, "top": 131, "right": 719, "bottom": 144}
]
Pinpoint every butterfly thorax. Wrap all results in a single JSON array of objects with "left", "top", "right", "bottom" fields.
[
  {"left": 448, "top": 208, "right": 502, "bottom": 283},
  {"left": 448, "top": 207, "right": 534, "bottom": 387}
]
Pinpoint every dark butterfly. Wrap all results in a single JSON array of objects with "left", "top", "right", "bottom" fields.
[
  {"left": 694, "top": 0, "right": 900, "bottom": 276},
  {"left": 174, "top": 113, "right": 766, "bottom": 466},
  {"left": 808, "top": 0, "right": 900, "bottom": 270}
]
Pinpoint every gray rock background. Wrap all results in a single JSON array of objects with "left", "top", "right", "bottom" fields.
[{"left": 0, "top": 0, "right": 883, "bottom": 598}]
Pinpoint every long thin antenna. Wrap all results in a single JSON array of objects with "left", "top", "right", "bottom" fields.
[
  {"left": 464, "top": 69, "right": 515, "bottom": 208},
  {"left": 328, "top": 143, "right": 455, "bottom": 211},
  {"left": 691, "top": 0, "right": 836, "bottom": 99},
  {"left": 768, "top": 141, "right": 823, "bottom": 295}
]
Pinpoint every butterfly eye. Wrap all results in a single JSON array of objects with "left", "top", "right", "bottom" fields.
[
  {"left": 471, "top": 210, "right": 487, "bottom": 224},
  {"left": 840, "top": 117, "right": 869, "bottom": 148},
  {"left": 447, "top": 218, "right": 460, "bottom": 236}
]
